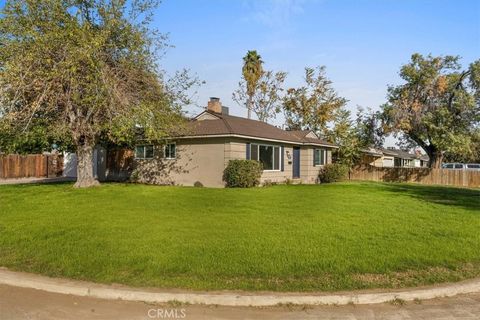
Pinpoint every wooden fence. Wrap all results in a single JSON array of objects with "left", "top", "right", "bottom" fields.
[
  {"left": 0, "top": 154, "right": 63, "bottom": 179},
  {"left": 105, "top": 149, "right": 134, "bottom": 181},
  {"left": 350, "top": 165, "right": 480, "bottom": 188}
]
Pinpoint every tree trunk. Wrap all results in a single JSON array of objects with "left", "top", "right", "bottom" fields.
[
  {"left": 74, "top": 143, "right": 100, "bottom": 188},
  {"left": 247, "top": 96, "right": 252, "bottom": 119},
  {"left": 427, "top": 147, "right": 443, "bottom": 169}
]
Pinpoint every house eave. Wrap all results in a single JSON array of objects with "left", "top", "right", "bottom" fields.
[
  {"left": 360, "top": 149, "right": 383, "bottom": 157},
  {"left": 174, "top": 134, "right": 338, "bottom": 148}
]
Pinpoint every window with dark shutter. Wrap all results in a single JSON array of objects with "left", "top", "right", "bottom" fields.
[
  {"left": 314, "top": 148, "right": 326, "bottom": 166},
  {"left": 280, "top": 146, "right": 284, "bottom": 171},
  {"left": 251, "top": 144, "right": 259, "bottom": 161},
  {"left": 273, "top": 147, "right": 280, "bottom": 170},
  {"left": 313, "top": 149, "right": 320, "bottom": 166}
]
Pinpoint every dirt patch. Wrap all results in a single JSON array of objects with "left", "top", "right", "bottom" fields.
[{"left": 351, "top": 263, "right": 480, "bottom": 289}]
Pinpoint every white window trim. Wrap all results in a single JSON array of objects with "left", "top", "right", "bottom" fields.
[
  {"left": 250, "top": 143, "right": 282, "bottom": 172},
  {"left": 164, "top": 142, "right": 176, "bottom": 160},
  {"left": 135, "top": 145, "right": 154, "bottom": 160},
  {"left": 313, "top": 148, "right": 326, "bottom": 167}
]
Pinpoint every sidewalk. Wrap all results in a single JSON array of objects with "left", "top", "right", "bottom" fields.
[{"left": 0, "top": 177, "right": 75, "bottom": 185}]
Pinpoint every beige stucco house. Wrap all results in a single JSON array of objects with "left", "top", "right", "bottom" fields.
[{"left": 132, "top": 98, "right": 338, "bottom": 187}]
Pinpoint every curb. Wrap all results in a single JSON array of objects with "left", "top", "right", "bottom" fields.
[{"left": 1, "top": 268, "right": 479, "bottom": 307}]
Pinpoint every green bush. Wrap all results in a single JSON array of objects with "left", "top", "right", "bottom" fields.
[
  {"left": 193, "top": 181, "right": 204, "bottom": 187},
  {"left": 223, "top": 160, "right": 262, "bottom": 188},
  {"left": 319, "top": 163, "right": 349, "bottom": 183}
]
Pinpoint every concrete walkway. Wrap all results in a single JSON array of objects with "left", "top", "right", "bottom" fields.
[
  {"left": 1, "top": 268, "right": 480, "bottom": 307},
  {"left": 0, "top": 176, "right": 75, "bottom": 185},
  {"left": 2, "top": 284, "right": 480, "bottom": 320}
]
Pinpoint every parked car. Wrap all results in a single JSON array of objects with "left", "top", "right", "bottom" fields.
[
  {"left": 442, "top": 163, "right": 480, "bottom": 170},
  {"left": 442, "top": 163, "right": 465, "bottom": 169},
  {"left": 465, "top": 163, "right": 480, "bottom": 170}
]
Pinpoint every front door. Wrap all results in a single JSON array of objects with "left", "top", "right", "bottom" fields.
[{"left": 292, "top": 147, "right": 300, "bottom": 178}]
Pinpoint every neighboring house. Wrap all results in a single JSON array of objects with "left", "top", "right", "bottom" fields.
[
  {"left": 380, "top": 148, "right": 398, "bottom": 167},
  {"left": 414, "top": 154, "right": 430, "bottom": 168},
  {"left": 360, "top": 147, "right": 429, "bottom": 168},
  {"left": 133, "top": 98, "right": 338, "bottom": 187},
  {"left": 359, "top": 148, "right": 384, "bottom": 167}
]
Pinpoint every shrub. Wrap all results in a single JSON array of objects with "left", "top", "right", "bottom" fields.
[
  {"left": 223, "top": 160, "right": 262, "bottom": 188},
  {"left": 262, "top": 179, "right": 277, "bottom": 187},
  {"left": 129, "top": 169, "right": 140, "bottom": 183},
  {"left": 319, "top": 163, "right": 349, "bottom": 183}
]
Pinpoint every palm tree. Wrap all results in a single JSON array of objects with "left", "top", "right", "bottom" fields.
[{"left": 242, "top": 50, "right": 263, "bottom": 119}]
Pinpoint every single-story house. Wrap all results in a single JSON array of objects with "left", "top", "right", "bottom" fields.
[
  {"left": 133, "top": 98, "right": 338, "bottom": 187},
  {"left": 359, "top": 148, "right": 384, "bottom": 167},
  {"left": 414, "top": 154, "right": 430, "bottom": 168},
  {"left": 360, "top": 147, "right": 429, "bottom": 168}
]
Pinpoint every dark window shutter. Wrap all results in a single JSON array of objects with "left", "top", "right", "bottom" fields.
[
  {"left": 313, "top": 149, "right": 316, "bottom": 166},
  {"left": 281, "top": 146, "right": 284, "bottom": 171},
  {"left": 246, "top": 143, "right": 250, "bottom": 160}
]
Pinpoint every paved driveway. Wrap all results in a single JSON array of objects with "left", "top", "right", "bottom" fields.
[{"left": 1, "top": 284, "right": 480, "bottom": 320}]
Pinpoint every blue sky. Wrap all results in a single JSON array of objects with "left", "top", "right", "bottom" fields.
[
  {"left": 1, "top": 0, "right": 478, "bottom": 145},
  {"left": 155, "top": 0, "right": 479, "bottom": 143}
]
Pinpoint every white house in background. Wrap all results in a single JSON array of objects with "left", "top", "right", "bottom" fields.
[
  {"left": 380, "top": 148, "right": 397, "bottom": 167},
  {"left": 361, "top": 147, "right": 429, "bottom": 168}
]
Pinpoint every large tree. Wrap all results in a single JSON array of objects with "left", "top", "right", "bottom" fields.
[
  {"left": 241, "top": 50, "right": 264, "bottom": 119},
  {"left": 233, "top": 70, "right": 286, "bottom": 122},
  {"left": 382, "top": 54, "right": 480, "bottom": 168},
  {"left": 0, "top": 118, "right": 73, "bottom": 154},
  {"left": 444, "top": 128, "right": 480, "bottom": 163},
  {"left": 355, "top": 107, "right": 385, "bottom": 148},
  {"left": 283, "top": 66, "right": 347, "bottom": 136},
  {"left": 327, "top": 108, "right": 362, "bottom": 168},
  {"left": 0, "top": 0, "right": 197, "bottom": 187}
]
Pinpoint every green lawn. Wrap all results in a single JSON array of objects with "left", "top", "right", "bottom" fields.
[{"left": 0, "top": 182, "right": 479, "bottom": 292}]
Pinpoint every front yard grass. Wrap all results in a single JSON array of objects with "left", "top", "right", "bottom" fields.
[{"left": 0, "top": 181, "right": 479, "bottom": 292}]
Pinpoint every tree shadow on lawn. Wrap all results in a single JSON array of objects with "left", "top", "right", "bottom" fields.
[{"left": 378, "top": 182, "right": 480, "bottom": 212}]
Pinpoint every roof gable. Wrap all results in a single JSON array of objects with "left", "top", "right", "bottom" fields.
[
  {"left": 305, "top": 131, "right": 318, "bottom": 138},
  {"left": 194, "top": 110, "right": 221, "bottom": 120}
]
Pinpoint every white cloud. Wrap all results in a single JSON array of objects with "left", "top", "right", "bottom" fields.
[{"left": 243, "top": 0, "right": 314, "bottom": 28}]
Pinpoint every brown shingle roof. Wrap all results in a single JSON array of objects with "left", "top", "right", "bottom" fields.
[
  {"left": 361, "top": 147, "right": 384, "bottom": 157},
  {"left": 183, "top": 111, "right": 337, "bottom": 147}
]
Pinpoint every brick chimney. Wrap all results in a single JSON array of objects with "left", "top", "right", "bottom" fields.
[{"left": 207, "top": 97, "right": 222, "bottom": 113}]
